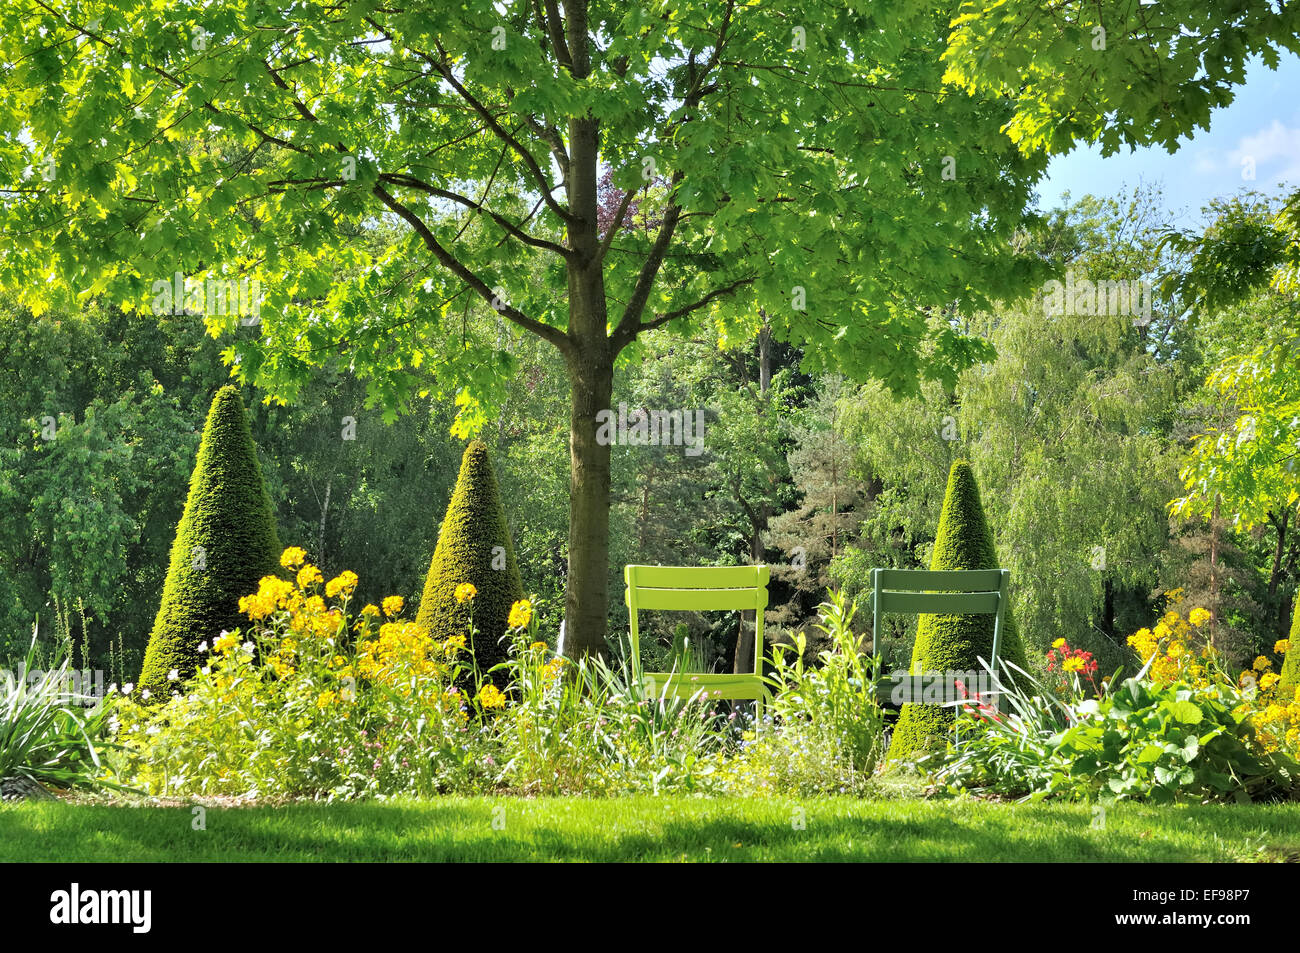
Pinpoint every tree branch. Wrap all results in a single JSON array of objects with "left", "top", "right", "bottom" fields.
[
  {"left": 379, "top": 172, "right": 572, "bottom": 258},
  {"left": 372, "top": 183, "right": 573, "bottom": 356}
]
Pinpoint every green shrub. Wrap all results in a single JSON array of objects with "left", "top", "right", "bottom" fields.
[
  {"left": 713, "top": 591, "right": 885, "bottom": 796},
  {"left": 886, "top": 460, "right": 1027, "bottom": 761},
  {"left": 416, "top": 441, "right": 523, "bottom": 678},
  {"left": 935, "top": 660, "right": 1300, "bottom": 803},
  {"left": 139, "top": 386, "right": 280, "bottom": 696},
  {"left": 116, "top": 570, "right": 492, "bottom": 799},
  {"left": 1279, "top": 598, "right": 1299, "bottom": 694}
]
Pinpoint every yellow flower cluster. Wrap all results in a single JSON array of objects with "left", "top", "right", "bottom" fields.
[
  {"left": 508, "top": 599, "right": 533, "bottom": 629},
  {"left": 357, "top": 621, "right": 440, "bottom": 688},
  {"left": 213, "top": 631, "right": 240, "bottom": 654},
  {"left": 297, "top": 564, "right": 324, "bottom": 589},
  {"left": 542, "top": 657, "right": 566, "bottom": 683},
  {"left": 1243, "top": 637, "right": 1300, "bottom": 753},
  {"left": 1125, "top": 605, "right": 1213, "bottom": 687},
  {"left": 454, "top": 583, "right": 478, "bottom": 603},
  {"left": 477, "top": 684, "right": 506, "bottom": 709},
  {"left": 325, "top": 570, "right": 359, "bottom": 599},
  {"left": 280, "top": 546, "right": 307, "bottom": 569},
  {"left": 382, "top": 595, "right": 404, "bottom": 617},
  {"left": 239, "top": 575, "right": 296, "bottom": 620}
]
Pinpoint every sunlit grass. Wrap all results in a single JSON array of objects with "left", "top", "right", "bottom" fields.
[{"left": 3, "top": 797, "right": 1298, "bottom": 862}]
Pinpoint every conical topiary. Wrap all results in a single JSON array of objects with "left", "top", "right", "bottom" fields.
[
  {"left": 886, "top": 460, "right": 1028, "bottom": 760},
  {"left": 416, "top": 440, "right": 523, "bottom": 679},
  {"left": 1278, "top": 597, "right": 1299, "bottom": 695},
  {"left": 139, "top": 386, "right": 280, "bottom": 695}
]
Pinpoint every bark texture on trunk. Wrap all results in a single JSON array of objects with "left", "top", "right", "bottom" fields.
[{"left": 563, "top": 345, "right": 613, "bottom": 660}]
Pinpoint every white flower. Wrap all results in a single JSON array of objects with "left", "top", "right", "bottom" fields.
[
  {"left": 197, "top": 641, "right": 208, "bottom": 653},
  {"left": 141, "top": 688, "right": 151, "bottom": 700},
  {"left": 241, "top": 641, "right": 255, "bottom": 654},
  {"left": 123, "top": 682, "right": 134, "bottom": 695},
  {"left": 107, "top": 683, "right": 118, "bottom": 695},
  {"left": 146, "top": 725, "right": 160, "bottom": 736},
  {"left": 201, "top": 666, "right": 210, "bottom": 676},
  {"left": 167, "top": 669, "right": 179, "bottom": 681}
]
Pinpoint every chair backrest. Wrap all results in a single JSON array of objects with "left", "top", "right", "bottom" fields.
[
  {"left": 870, "top": 568, "right": 1010, "bottom": 672},
  {"left": 625, "top": 565, "right": 770, "bottom": 675}
]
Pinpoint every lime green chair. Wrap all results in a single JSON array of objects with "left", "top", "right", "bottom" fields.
[{"left": 624, "top": 564, "right": 771, "bottom": 714}]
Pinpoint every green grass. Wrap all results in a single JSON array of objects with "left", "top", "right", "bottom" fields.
[{"left": 2, "top": 797, "right": 1298, "bottom": 861}]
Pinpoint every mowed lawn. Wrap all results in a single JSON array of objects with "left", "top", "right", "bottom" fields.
[{"left": 3, "top": 797, "right": 1299, "bottom": 862}]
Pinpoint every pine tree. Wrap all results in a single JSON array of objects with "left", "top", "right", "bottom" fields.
[
  {"left": 416, "top": 441, "right": 523, "bottom": 678},
  {"left": 139, "top": 386, "right": 280, "bottom": 695},
  {"left": 886, "top": 460, "right": 1027, "bottom": 760}
]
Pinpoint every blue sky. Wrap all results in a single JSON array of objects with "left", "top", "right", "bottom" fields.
[{"left": 1036, "top": 52, "right": 1300, "bottom": 228}]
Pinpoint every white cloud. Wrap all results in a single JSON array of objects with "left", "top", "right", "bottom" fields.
[{"left": 1228, "top": 120, "right": 1300, "bottom": 186}]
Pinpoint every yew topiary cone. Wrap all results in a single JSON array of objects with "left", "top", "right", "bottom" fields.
[
  {"left": 1278, "top": 597, "right": 1299, "bottom": 695},
  {"left": 886, "top": 460, "right": 1028, "bottom": 761},
  {"left": 416, "top": 441, "right": 523, "bottom": 678},
  {"left": 139, "top": 386, "right": 280, "bottom": 696}
]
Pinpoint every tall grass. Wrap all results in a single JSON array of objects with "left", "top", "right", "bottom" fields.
[{"left": 1, "top": 625, "right": 112, "bottom": 791}]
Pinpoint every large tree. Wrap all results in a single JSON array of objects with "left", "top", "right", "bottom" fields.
[{"left": 3, "top": 0, "right": 1288, "bottom": 656}]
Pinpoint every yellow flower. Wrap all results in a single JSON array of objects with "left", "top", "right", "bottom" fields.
[
  {"left": 529, "top": 641, "right": 547, "bottom": 652},
  {"left": 382, "top": 595, "right": 404, "bottom": 617},
  {"left": 280, "top": 546, "right": 307, "bottom": 569},
  {"left": 1254, "top": 655, "right": 1272, "bottom": 672},
  {"left": 1260, "top": 672, "right": 1280, "bottom": 691},
  {"left": 1167, "top": 641, "right": 1186, "bottom": 659},
  {"left": 509, "top": 599, "right": 534, "bottom": 629},
  {"left": 213, "top": 632, "right": 240, "bottom": 654},
  {"left": 1188, "top": 607, "right": 1212, "bottom": 627},
  {"left": 315, "top": 690, "right": 338, "bottom": 709},
  {"left": 297, "top": 564, "right": 324, "bottom": 589},
  {"left": 1275, "top": 639, "right": 1291, "bottom": 655},
  {"left": 455, "top": 583, "right": 478, "bottom": 603},
  {"left": 476, "top": 684, "right": 506, "bottom": 709},
  {"left": 443, "top": 634, "right": 468, "bottom": 655},
  {"left": 325, "top": 570, "right": 359, "bottom": 599},
  {"left": 1051, "top": 638, "right": 1066, "bottom": 650},
  {"left": 1153, "top": 622, "right": 1172, "bottom": 640},
  {"left": 1062, "top": 656, "right": 1085, "bottom": 673}
]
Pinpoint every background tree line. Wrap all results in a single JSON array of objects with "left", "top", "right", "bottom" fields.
[{"left": 1, "top": 186, "right": 1296, "bottom": 681}]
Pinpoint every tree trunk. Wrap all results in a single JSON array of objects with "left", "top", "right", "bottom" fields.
[
  {"left": 559, "top": 93, "right": 618, "bottom": 661},
  {"left": 563, "top": 346, "right": 614, "bottom": 660},
  {"left": 318, "top": 479, "right": 331, "bottom": 568}
]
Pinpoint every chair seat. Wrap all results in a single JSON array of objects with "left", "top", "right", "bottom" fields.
[{"left": 642, "top": 671, "right": 770, "bottom": 701}]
